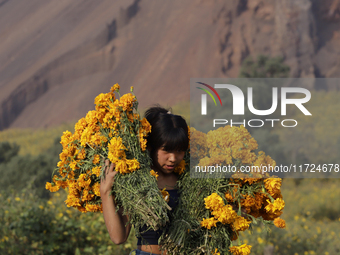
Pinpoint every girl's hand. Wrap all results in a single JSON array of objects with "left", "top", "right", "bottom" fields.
[{"left": 100, "top": 159, "right": 117, "bottom": 196}]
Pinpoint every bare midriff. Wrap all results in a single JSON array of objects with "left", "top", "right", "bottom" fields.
[{"left": 138, "top": 244, "right": 168, "bottom": 255}]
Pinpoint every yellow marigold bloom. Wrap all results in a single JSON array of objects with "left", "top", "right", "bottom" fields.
[
  {"left": 45, "top": 182, "right": 60, "bottom": 192},
  {"left": 108, "top": 137, "right": 126, "bottom": 163},
  {"left": 204, "top": 193, "right": 225, "bottom": 211},
  {"left": 69, "top": 159, "right": 79, "bottom": 170},
  {"left": 140, "top": 136, "right": 147, "bottom": 151},
  {"left": 115, "top": 160, "right": 128, "bottom": 174},
  {"left": 60, "top": 131, "right": 73, "bottom": 147},
  {"left": 94, "top": 93, "right": 113, "bottom": 110},
  {"left": 225, "top": 192, "right": 234, "bottom": 203},
  {"left": 265, "top": 198, "right": 285, "bottom": 214},
  {"left": 229, "top": 244, "right": 252, "bottom": 255},
  {"left": 140, "top": 118, "right": 151, "bottom": 134},
  {"left": 78, "top": 174, "right": 91, "bottom": 188},
  {"left": 92, "top": 183, "right": 101, "bottom": 197},
  {"left": 92, "top": 166, "right": 101, "bottom": 177},
  {"left": 264, "top": 177, "right": 282, "bottom": 198},
  {"left": 160, "top": 188, "right": 170, "bottom": 202},
  {"left": 233, "top": 215, "right": 251, "bottom": 231},
  {"left": 241, "top": 195, "right": 256, "bottom": 213},
  {"left": 150, "top": 170, "right": 159, "bottom": 179},
  {"left": 65, "top": 193, "right": 81, "bottom": 207},
  {"left": 85, "top": 203, "right": 102, "bottom": 213},
  {"left": 75, "top": 118, "right": 87, "bottom": 133},
  {"left": 126, "top": 158, "right": 140, "bottom": 172},
  {"left": 118, "top": 93, "right": 136, "bottom": 111},
  {"left": 200, "top": 217, "right": 218, "bottom": 229},
  {"left": 174, "top": 160, "right": 186, "bottom": 175},
  {"left": 92, "top": 155, "right": 100, "bottom": 165},
  {"left": 212, "top": 204, "right": 238, "bottom": 224},
  {"left": 274, "top": 217, "right": 286, "bottom": 229},
  {"left": 76, "top": 148, "right": 86, "bottom": 160},
  {"left": 111, "top": 83, "right": 120, "bottom": 92}
]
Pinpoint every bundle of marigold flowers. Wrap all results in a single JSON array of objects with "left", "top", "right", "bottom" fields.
[
  {"left": 46, "top": 84, "right": 175, "bottom": 232},
  {"left": 159, "top": 126, "right": 285, "bottom": 255}
]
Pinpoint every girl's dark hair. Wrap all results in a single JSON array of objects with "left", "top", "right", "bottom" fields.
[{"left": 144, "top": 106, "right": 189, "bottom": 153}]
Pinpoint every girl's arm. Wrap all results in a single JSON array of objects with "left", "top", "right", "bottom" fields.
[{"left": 100, "top": 160, "right": 131, "bottom": 244}]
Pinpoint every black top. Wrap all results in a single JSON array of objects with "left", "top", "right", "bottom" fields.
[{"left": 137, "top": 189, "right": 180, "bottom": 245}]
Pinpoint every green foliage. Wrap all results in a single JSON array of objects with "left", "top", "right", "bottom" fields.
[
  {"left": 239, "top": 55, "right": 290, "bottom": 78},
  {"left": 0, "top": 189, "right": 137, "bottom": 255},
  {"left": 0, "top": 142, "right": 19, "bottom": 164},
  {"left": 0, "top": 138, "right": 62, "bottom": 198}
]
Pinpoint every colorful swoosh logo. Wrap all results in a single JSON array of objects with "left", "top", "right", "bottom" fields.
[{"left": 196, "top": 82, "right": 223, "bottom": 106}]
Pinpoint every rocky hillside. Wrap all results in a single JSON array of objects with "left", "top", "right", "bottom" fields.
[{"left": 0, "top": 0, "right": 339, "bottom": 130}]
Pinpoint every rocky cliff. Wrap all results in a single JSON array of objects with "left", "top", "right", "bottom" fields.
[{"left": 0, "top": 0, "right": 339, "bottom": 130}]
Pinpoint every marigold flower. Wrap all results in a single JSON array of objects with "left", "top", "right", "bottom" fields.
[
  {"left": 111, "top": 83, "right": 120, "bottom": 92},
  {"left": 200, "top": 217, "right": 218, "bottom": 229},
  {"left": 204, "top": 193, "right": 225, "bottom": 211},
  {"left": 45, "top": 182, "right": 60, "bottom": 192},
  {"left": 274, "top": 217, "right": 286, "bottom": 228},
  {"left": 233, "top": 215, "right": 251, "bottom": 231},
  {"left": 150, "top": 170, "right": 159, "bottom": 179},
  {"left": 212, "top": 204, "right": 238, "bottom": 224},
  {"left": 92, "top": 155, "right": 101, "bottom": 165},
  {"left": 264, "top": 177, "right": 282, "bottom": 198},
  {"left": 92, "top": 166, "right": 101, "bottom": 177},
  {"left": 229, "top": 244, "right": 252, "bottom": 255},
  {"left": 265, "top": 198, "right": 285, "bottom": 214}
]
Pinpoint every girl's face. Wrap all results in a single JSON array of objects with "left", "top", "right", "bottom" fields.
[{"left": 152, "top": 146, "right": 185, "bottom": 175}]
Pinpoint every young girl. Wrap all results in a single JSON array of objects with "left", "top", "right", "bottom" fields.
[{"left": 100, "top": 106, "right": 189, "bottom": 255}]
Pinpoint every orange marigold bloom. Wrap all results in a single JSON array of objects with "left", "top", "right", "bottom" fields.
[
  {"left": 212, "top": 204, "right": 237, "bottom": 224},
  {"left": 204, "top": 193, "right": 225, "bottom": 211},
  {"left": 108, "top": 137, "right": 126, "bottom": 163},
  {"left": 274, "top": 217, "right": 286, "bottom": 229},
  {"left": 92, "top": 166, "right": 101, "bottom": 177},
  {"left": 200, "top": 217, "right": 218, "bottom": 229},
  {"left": 150, "top": 170, "right": 159, "bottom": 179},
  {"left": 45, "top": 182, "right": 60, "bottom": 192},
  {"left": 111, "top": 83, "right": 120, "bottom": 92},
  {"left": 265, "top": 198, "right": 285, "bottom": 214},
  {"left": 229, "top": 244, "right": 252, "bottom": 255},
  {"left": 126, "top": 158, "right": 140, "bottom": 172},
  {"left": 233, "top": 215, "right": 251, "bottom": 231},
  {"left": 92, "top": 155, "right": 101, "bottom": 165},
  {"left": 225, "top": 192, "right": 234, "bottom": 203},
  {"left": 92, "top": 183, "right": 101, "bottom": 197},
  {"left": 85, "top": 203, "right": 103, "bottom": 213},
  {"left": 264, "top": 177, "right": 282, "bottom": 198},
  {"left": 118, "top": 93, "right": 136, "bottom": 112},
  {"left": 76, "top": 148, "right": 86, "bottom": 160}
]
